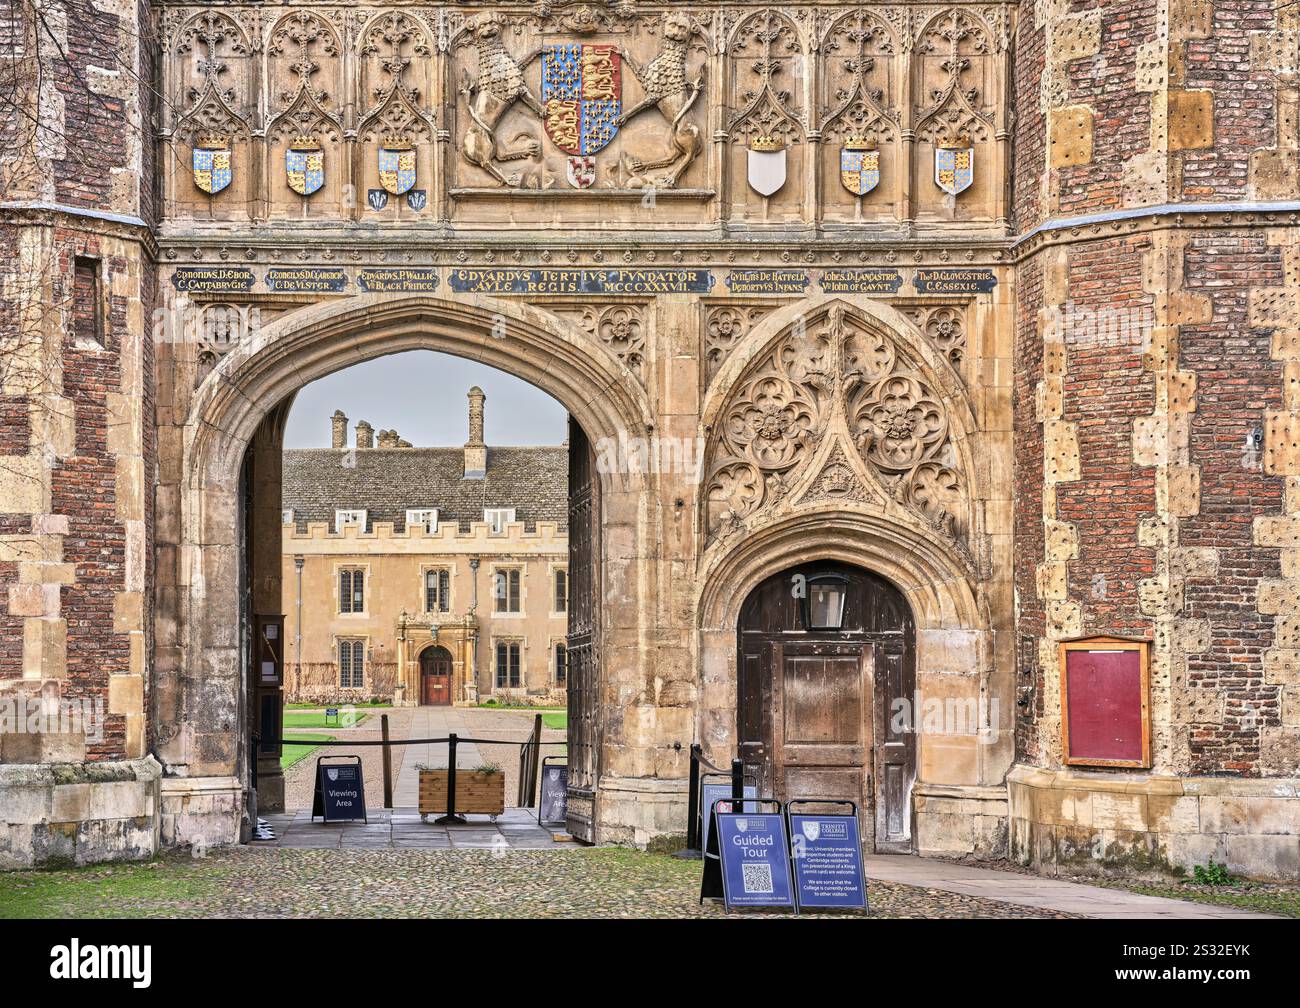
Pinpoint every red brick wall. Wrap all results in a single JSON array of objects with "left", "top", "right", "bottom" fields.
[
  {"left": 1057, "top": 238, "right": 1157, "bottom": 633},
  {"left": 1179, "top": 233, "right": 1285, "bottom": 774},
  {"left": 1013, "top": 255, "right": 1046, "bottom": 758}
]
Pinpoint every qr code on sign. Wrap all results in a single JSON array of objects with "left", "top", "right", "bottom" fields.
[{"left": 741, "top": 862, "right": 773, "bottom": 894}]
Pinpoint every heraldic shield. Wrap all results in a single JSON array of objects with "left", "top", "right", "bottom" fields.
[
  {"left": 378, "top": 138, "right": 416, "bottom": 196},
  {"left": 747, "top": 135, "right": 787, "bottom": 197},
  {"left": 541, "top": 44, "right": 621, "bottom": 156},
  {"left": 935, "top": 139, "right": 974, "bottom": 196},
  {"left": 840, "top": 138, "right": 880, "bottom": 196},
  {"left": 192, "top": 135, "right": 232, "bottom": 195},
  {"left": 286, "top": 137, "right": 324, "bottom": 196}
]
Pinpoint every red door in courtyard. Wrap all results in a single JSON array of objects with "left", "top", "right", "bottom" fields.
[{"left": 420, "top": 647, "right": 453, "bottom": 706}]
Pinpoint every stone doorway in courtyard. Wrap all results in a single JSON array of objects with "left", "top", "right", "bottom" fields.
[
  {"left": 738, "top": 561, "right": 917, "bottom": 854},
  {"left": 420, "top": 646, "right": 454, "bottom": 705}
]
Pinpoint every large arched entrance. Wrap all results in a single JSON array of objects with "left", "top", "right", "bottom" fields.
[
  {"left": 156, "top": 293, "right": 653, "bottom": 846},
  {"left": 737, "top": 561, "right": 916, "bottom": 852},
  {"left": 419, "top": 646, "right": 454, "bottom": 706}
]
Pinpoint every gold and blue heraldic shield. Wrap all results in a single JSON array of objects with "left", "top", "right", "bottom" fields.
[
  {"left": 840, "top": 142, "right": 880, "bottom": 196},
  {"left": 934, "top": 142, "right": 973, "bottom": 196},
  {"left": 286, "top": 138, "right": 324, "bottom": 196},
  {"left": 192, "top": 137, "right": 232, "bottom": 195},
  {"left": 541, "top": 44, "right": 622, "bottom": 156},
  {"left": 378, "top": 142, "right": 416, "bottom": 196}
]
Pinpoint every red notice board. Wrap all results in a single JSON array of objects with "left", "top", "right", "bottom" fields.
[{"left": 1060, "top": 636, "right": 1151, "bottom": 768}]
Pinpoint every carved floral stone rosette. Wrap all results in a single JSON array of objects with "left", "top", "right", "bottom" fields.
[{"left": 703, "top": 303, "right": 972, "bottom": 559}]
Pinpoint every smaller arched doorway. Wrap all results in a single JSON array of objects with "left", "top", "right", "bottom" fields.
[
  {"left": 738, "top": 561, "right": 916, "bottom": 852},
  {"left": 419, "top": 646, "right": 454, "bottom": 706}
]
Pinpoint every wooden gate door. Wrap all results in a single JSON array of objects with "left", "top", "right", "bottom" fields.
[
  {"left": 771, "top": 642, "right": 873, "bottom": 836},
  {"left": 874, "top": 644, "right": 916, "bottom": 852},
  {"left": 565, "top": 418, "right": 600, "bottom": 842},
  {"left": 420, "top": 648, "right": 452, "bottom": 706}
]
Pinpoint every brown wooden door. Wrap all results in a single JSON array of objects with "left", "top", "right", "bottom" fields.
[
  {"left": 772, "top": 642, "right": 873, "bottom": 836},
  {"left": 874, "top": 645, "right": 915, "bottom": 852},
  {"left": 420, "top": 648, "right": 452, "bottom": 706}
]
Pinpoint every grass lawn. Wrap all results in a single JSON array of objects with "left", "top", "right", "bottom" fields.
[
  {"left": 1087, "top": 877, "right": 1300, "bottom": 918},
  {"left": 280, "top": 733, "right": 335, "bottom": 771},
  {"left": 283, "top": 710, "right": 369, "bottom": 730},
  {"left": 477, "top": 703, "right": 566, "bottom": 732}
]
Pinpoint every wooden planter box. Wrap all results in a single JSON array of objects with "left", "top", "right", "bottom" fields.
[{"left": 418, "top": 768, "right": 506, "bottom": 820}]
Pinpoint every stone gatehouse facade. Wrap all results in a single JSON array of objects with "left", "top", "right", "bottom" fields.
[{"left": 1, "top": 0, "right": 1298, "bottom": 877}]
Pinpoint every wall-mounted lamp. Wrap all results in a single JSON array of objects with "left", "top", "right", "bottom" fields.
[{"left": 803, "top": 573, "right": 849, "bottom": 631}]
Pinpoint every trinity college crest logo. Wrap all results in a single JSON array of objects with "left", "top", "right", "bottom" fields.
[
  {"left": 192, "top": 135, "right": 231, "bottom": 195},
  {"left": 840, "top": 136, "right": 880, "bottom": 196},
  {"left": 285, "top": 136, "right": 324, "bottom": 196},
  {"left": 935, "top": 136, "right": 974, "bottom": 196},
  {"left": 541, "top": 43, "right": 621, "bottom": 187},
  {"left": 746, "top": 135, "right": 787, "bottom": 196},
  {"left": 378, "top": 136, "right": 416, "bottom": 196}
]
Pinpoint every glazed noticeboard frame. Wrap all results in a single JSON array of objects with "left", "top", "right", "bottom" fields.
[{"left": 1059, "top": 635, "right": 1151, "bottom": 769}]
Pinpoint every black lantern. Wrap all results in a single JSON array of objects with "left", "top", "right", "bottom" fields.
[{"left": 803, "top": 573, "right": 849, "bottom": 630}]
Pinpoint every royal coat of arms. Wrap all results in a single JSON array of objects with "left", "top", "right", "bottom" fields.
[
  {"left": 840, "top": 137, "right": 880, "bottom": 196},
  {"left": 746, "top": 135, "right": 787, "bottom": 196},
  {"left": 542, "top": 43, "right": 622, "bottom": 172},
  {"left": 935, "top": 137, "right": 974, "bottom": 196},
  {"left": 286, "top": 136, "right": 324, "bottom": 197},
  {"left": 378, "top": 137, "right": 417, "bottom": 196},
  {"left": 192, "top": 135, "right": 232, "bottom": 195}
]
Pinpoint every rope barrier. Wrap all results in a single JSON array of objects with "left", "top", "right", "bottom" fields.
[{"left": 281, "top": 735, "right": 569, "bottom": 748}]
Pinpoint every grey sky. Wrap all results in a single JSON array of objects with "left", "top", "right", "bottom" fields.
[{"left": 284, "top": 350, "right": 569, "bottom": 448}]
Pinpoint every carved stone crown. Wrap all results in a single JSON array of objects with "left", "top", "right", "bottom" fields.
[
  {"left": 196, "top": 133, "right": 228, "bottom": 150},
  {"left": 289, "top": 135, "right": 320, "bottom": 150},
  {"left": 381, "top": 132, "right": 412, "bottom": 150},
  {"left": 749, "top": 134, "right": 785, "bottom": 153},
  {"left": 938, "top": 134, "right": 973, "bottom": 149},
  {"left": 844, "top": 135, "right": 877, "bottom": 151}
]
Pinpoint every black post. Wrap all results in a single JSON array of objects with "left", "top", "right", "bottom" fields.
[
  {"left": 672, "top": 742, "right": 704, "bottom": 860},
  {"left": 686, "top": 744, "right": 702, "bottom": 849},
  {"left": 436, "top": 733, "right": 466, "bottom": 824},
  {"left": 381, "top": 714, "right": 393, "bottom": 809},
  {"left": 731, "top": 758, "right": 744, "bottom": 813},
  {"left": 526, "top": 713, "right": 542, "bottom": 807}
]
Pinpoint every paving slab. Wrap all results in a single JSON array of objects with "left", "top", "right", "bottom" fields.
[{"left": 861, "top": 855, "right": 1279, "bottom": 919}]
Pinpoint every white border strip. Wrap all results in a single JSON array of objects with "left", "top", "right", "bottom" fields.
[{"left": 1012, "top": 200, "right": 1300, "bottom": 248}]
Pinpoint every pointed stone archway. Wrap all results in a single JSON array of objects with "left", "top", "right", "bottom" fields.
[
  {"left": 153, "top": 292, "right": 653, "bottom": 848},
  {"left": 693, "top": 296, "right": 1015, "bottom": 857}
]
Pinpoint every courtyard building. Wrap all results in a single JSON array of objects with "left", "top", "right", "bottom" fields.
[
  {"left": 0, "top": 0, "right": 1297, "bottom": 880},
  {"left": 279, "top": 390, "right": 569, "bottom": 709}
]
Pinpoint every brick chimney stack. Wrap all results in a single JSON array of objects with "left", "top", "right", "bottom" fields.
[
  {"left": 331, "top": 410, "right": 348, "bottom": 449},
  {"left": 464, "top": 386, "right": 486, "bottom": 479},
  {"left": 355, "top": 420, "right": 374, "bottom": 449},
  {"left": 377, "top": 428, "right": 400, "bottom": 449}
]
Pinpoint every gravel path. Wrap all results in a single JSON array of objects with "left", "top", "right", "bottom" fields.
[
  {"left": 281, "top": 706, "right": 563, "bottom": 812},
  {"left": 282, "top": 708, "right": 412, "bottom": 811}
]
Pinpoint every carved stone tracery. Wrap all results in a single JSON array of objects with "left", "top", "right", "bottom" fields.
[{"left": 704, "top": 304, "right": 971, "bottom": 547}]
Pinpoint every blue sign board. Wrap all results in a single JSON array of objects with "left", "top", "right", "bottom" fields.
[
  {"left": 716, "top": 811, "right": 794, "bottom": 910},
  {"left": 789, "top": 813, "right": 867, "bottom": 910},
  {"left": 447, "top": 268, "right": 714, "bottom": 295},
  {"left": 700, "top": 782, "right": 757, "bottom": 854}
]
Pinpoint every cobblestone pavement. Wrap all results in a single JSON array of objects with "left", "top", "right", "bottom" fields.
[{"left": 0, "top": 846, "right": 1078, "bottom": 919}]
